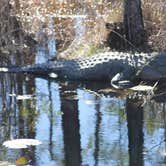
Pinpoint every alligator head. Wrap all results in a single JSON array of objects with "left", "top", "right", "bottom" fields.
[{"left": 137, "top": 51, "right": 166, "bottom": 81}]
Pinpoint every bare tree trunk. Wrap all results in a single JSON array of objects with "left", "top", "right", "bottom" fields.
[{"left": 124, "top": 0, "right": 145, "bottom": 46}]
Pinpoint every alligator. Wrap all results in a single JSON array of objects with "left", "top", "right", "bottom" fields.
[{"left": 0, "top": 51, "right": 165, "bottom": 88}]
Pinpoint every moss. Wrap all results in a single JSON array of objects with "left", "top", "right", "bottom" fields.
[
  {"left": 86, "top": 44, "right": 104, "bottom": 56},
  {"left": 72, "top": 43, "right": 106, "bottom": 58}
]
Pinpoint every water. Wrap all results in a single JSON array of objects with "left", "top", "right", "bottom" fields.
[{"left": 0, "top": 69, "right": 166, "bottom": 165}]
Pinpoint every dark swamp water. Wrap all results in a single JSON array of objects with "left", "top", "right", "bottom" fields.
[{"left": 0, "top": 3, "right": 166, "bottom": 166}]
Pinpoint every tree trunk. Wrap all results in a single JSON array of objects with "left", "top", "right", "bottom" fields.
[{"left": 124, "top": 0, "right": 145, "bottom": 46}]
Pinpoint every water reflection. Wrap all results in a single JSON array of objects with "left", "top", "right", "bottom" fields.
[
  {"left": 1, "top": 70, "right": 166, "bottom": 165},
  {"left": 94, "top": 96, "right": 101, "bottom": 166},
  {"left": 126, "top": 97, "right": 144, "bottom": 166},
  {"left": 60, "top": 82, "right": 81, "bottom": 166}
]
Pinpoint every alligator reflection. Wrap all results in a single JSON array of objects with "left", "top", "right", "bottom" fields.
[{"left": 0, "top": 74, "right": 166, "bottom": 165}]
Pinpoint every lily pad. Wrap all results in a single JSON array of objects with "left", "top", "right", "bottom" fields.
[
  {"left": 9, "top": 94, "right": 35, "bottom": 100},
  {"left": 16, "top": 95, "right": 35, "bottom": 100},
  {"left": 84, "top": 99, "right": 99, "bottom": 105},
  {"left": 0, "top": 161, "right": 9, "bottom": 166},
  {"left": 130, "top": 85, "right": 154, "bottom": 91},
  {"left": 159, "top": 150, "right": 166, "bottom": 156},
  {"left": 15, "top": 156, "right": 29, "bottom": 166},
  {"left": 3, "top": 139, "right": 42, "bottom": 149}
]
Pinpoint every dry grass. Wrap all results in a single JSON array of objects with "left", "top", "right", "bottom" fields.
[
  {"left": 143, "top": 0, "right": 166, "bottom": 51},
  {"left": 0, "top": 0, "right": 36, "bottom": 65},
  {"left": 1, "top": 0, "right": 166, "bottom": 60},
  {"left": 9, "top": 0, "right": 123, "bottom": 58}
]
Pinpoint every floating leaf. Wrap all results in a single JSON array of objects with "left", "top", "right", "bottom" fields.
[
  {"left": 49, "top": 72, "right": 58, "bottom": 78},
  {"left": 16, "top": 95, "right": 35, "bottom": 100},
  {"left": 0, "top": 68, "right": 9, "bottom": 72},
  {"left": 56, "top": 111, "right": 64, "bottom": 116},
  {"left": 8, "top": 93, "right": 16, "bottom": 97},
  {"left": 130, "top": 85, "right": 154, "bottom": 91},
  {"left": 84, "top": 99, "right": 99, "bottom": 105},
  {"left": 0, "top": 161, "right": 9, "bottom": 166},
  {"left": 64, "top": 95, "right": 78, "bottom": 100},
  {"left": 3, "top": 139, "right": 42, "bottom": 149},
  {"left": 15, "top": 156, "right": 28, "bottom": 166},
  {"left": 9, "top": 94, "right": 35, "bottom": 100},
  {"left": 159, "top": 150, "right": 166, "bottom": 156}
]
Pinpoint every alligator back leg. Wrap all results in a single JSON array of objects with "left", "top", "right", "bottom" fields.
[{"left": 111, "top": 67, "right": 136, "bottom": 89}]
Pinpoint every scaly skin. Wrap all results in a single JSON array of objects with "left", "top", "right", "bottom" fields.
[{"left": 0, "top": 51, "right": 163, "bottom": 86}]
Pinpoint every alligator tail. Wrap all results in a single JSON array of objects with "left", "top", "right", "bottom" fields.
[{"left": 0, "top": 63, "right": 52, "bottom": 75}]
